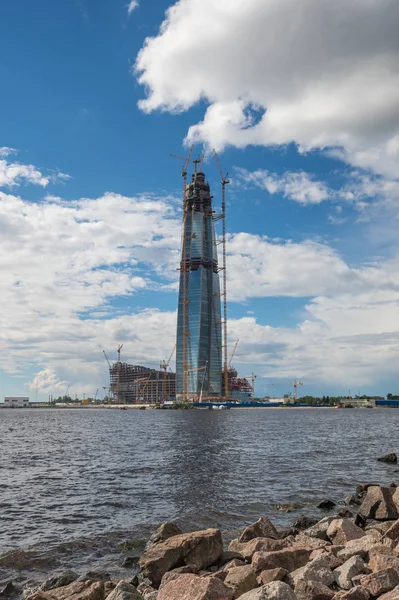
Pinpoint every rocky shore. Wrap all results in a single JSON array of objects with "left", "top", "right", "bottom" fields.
[{"left": 5, "top": 481, "right": 399, "bottom": 600}]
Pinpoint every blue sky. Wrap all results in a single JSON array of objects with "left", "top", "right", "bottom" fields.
[{"left": 1, "top": 0, "right": 398, "bottom": 400}]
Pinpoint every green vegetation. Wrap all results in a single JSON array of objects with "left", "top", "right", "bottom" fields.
[{"left": 171, "top": 402, "right": 195, "bottom": 410}]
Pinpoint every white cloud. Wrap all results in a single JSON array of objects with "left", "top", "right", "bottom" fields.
[
  {"left": 127, "top": 0, "right": 139, "bottom": 15},
  {"left": 135, "top": 0, "right": 399, "bottom": 178},
  {"left": 28, "top": 368, "right": 67, "bottom": 394},
  {"left": 0, "top": 149, "right": 69, "bottom": 188},
  {"left": 236, "top": 168, "right": 330, "bottom": 205}
]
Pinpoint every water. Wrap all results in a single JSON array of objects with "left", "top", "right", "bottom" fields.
[{"left": 0, "top": 407, "right": 398, "bottom": 585}]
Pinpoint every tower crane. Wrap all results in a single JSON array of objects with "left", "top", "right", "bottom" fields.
[
  {"left": 160, "top": 344, "right": 176, "bottom": 403},
  {"left": 228, "top": 339, "right": 240, "bottom": 369},
  {"left": 116, "top": 344, "right": 123, "bottom": 404},
  {"left": 213, "top": 150, "right": 230, "bottom": 400},
  {"left": 136, "top": 374, "right": 152, "bottom": 404},
  {"left": 243, "top": 373, "right": 257, "bottom": 398},
  {"left": 292, "top": 380, "right": 303, "bottom": 403}
]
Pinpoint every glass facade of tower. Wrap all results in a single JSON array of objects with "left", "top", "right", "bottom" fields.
[{"left": 176, "top": 172, "right": 222, "bottom": 399}]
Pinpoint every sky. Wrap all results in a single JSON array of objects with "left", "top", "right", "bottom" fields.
[{"left": 0, "top": 0, "right": 399, "bottom": 401}]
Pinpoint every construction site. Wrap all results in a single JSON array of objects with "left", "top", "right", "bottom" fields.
[{"left": 105, "top": 150, "right": 258, "bottom": 405}]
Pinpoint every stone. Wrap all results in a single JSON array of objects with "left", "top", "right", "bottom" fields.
[
  {"left": 285, "top": 567, "right": 306, "bottom": 588},
  {"left": 256, "top": 569, "right": 288, "bottom": 585},
  {"left": 78, "top": 573, "right": 110, "bottom": 583},
  {"left": 229, "top": 539, "right": 289, "bottom": 561},
  {"left": 317, "top": 500, "right": 336, "bottom": 511},
  {"left": 336, "top": 536, "right": 376, "bottom": 561},
  {"left": 139, "top": 528, "right": 223, "bottom": 587},
  {"left": 368, "top": 554, "right": 399, "bottom": 573},
  {"left": 309, "top": 551, "right": 341, "bottom": 569},
  {"left": 293, "top": 517, "right": 318, "bottom": 531},
  {"left": 219, "top": 552, "right": 245, "bottom": 567},
  {"left": 252, "top": 547, "right": 312, "bottom": 573},
  {"left": 294, "top": 580, "right": 334, "bottom": 600},
  {"left": 105, "top": 582, "right": 143, "bottom": 600},
  {"left": 327, "top": 520, "right": 365, "bottom": 546},
  {"left": 377, "top": 454, "right": 398, "bottom": 464},
  {"left": 276, "top": 505, "right": 300, "bottom": 513},
  {"left": 136, "top": 582, "right": 156, "bottom": 599},
  {"left": 240, "top": 518, "right": 280, "bottom": 543},
  {"left": 301, "top": 556, "right": 335, "bottom": 586},
  {"left": 385, "top": 521, "right": 399, "bottom": 543},
  {"left": 334, "top": 556, "right": 368, "bottom": 590},
  {"left": 145, "top": 522, "right": 183, "bottom": 550},
  {"left": 156, "top": 573, "right": 234, "bottom": 600},
  {"left": 358, "top": 487, "right": 399, "bottom": 521},
  {"left": 38, "top": 581, "right": 104, "bottom": 600},
  {"left": 359, "top": 568, "right": 399, "bottom": 597},
  {"left": 223, "top": 559, "right": 246, "bottom": 571},
  {"left": 0, "top": 582, "right": 22, "bottom": 597},
  {"left": 294, "top": 534, "right": 330, "bottom": 550},
  {"left": 304, "top": 518, "right": 336, "bottom": 541},
  {"left": 332, "top": 586, "right": 369, "bottom": 600},
  {"left": 344, "top": 496, "right": 362, "bottom": 508},
  {"left": 379, "top": 589, "right": 399, "bottom": 600},
  {"left": 368, "top": 545, "right": 395, "bottom": 559},
  {"left": 278, "top": 528, "right": 298, "bottom": 539},
  {"left": 238, "top": 581, "right": 297, "bottom": 600},
  {"left": 337, "top": 510, "right": 353, "bottom": 519},
  {"left": 224, "top": 565, "right": 258, "bottom": 598},
  {"left": 159, "top": 566, "right": 195, "bottom": 589}
]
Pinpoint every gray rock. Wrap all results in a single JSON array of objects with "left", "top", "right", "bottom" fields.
[
  {"left": 294, "top": 580, "right": 334, "bottom": 600},
  {"left": 304, "top": 518, "right": 336, "bottom": 541},
  {"left": 239, "top": 581, "right": 297, "bottom": 600},
  {"left": 40, "top": 571, "right": 79, "bottom": 591},
  {"left": 0, "top": 582, "right": 22, "bottom": 597},
  {"left": 240, "top": 517, "right": 280, "bottom": 542},
  {"left": 334, "top": 556, "right": 368, "bottom": 590},
  {"left": 377, "top": 453, "right": 397, "bottom": 464},
  {"left": 316, "top": 500, "right": 336, "bottom": 511},
  {"left": 145, "top": 522, "right": 182, "bottom": 550},
  {"left": 106, "top": 581, "right": 144, "bottom": 600},
  {"left": 301, "top": 556, "right": 334, "bottom": 586}
]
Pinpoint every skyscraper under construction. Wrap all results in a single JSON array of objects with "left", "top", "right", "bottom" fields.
[{"left": 176, "top": 170, "right": 223, "bottom": 400}]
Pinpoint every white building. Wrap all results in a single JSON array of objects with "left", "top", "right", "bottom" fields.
[{"left": 4, "top": 397, "right": 30, "bottom": 408}]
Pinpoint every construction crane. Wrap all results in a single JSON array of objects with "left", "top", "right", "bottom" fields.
[
  {"left": 244, "top": 373, "right": 257, "bottom": 398},
  {"left": 160, "top": 344, "right": 176, "bottom": 403},
  {"left": 228, "top": 339, "right": 239, "bottom": 368},
  {"left": 292, "top": 380, "right": 303, "bottom": 403},
  {"left": 103, "top": 350, "right": 111, "bottom": 369},
  {"left": 213, "top": 150, "right": 230, "bottom": 400},
  {"left": 116, "top": 344, "right": 123, "bottom": 404},
  {"left": 135, "top": 374, "right": 152, "bottom": 404}
]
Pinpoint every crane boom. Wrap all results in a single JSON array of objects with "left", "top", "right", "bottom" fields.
[{"left": 228, "top": 339, "right": 239, "bottom": 368}]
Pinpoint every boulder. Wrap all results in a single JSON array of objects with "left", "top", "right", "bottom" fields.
[
  {"left": 334, "top": 556, "right": 369, "bottom": 590},
  {"left": 136, "top": 582, "right": 157, "bottom": 599},
  {"left": 379, "top": 589, "right": 399, "bottom": 600},
  {"left": 224, "top": 565, "right": 258, "bottom": 598},
  {"left": 304, "top": 518, "right": 337, "bottom": 541},
  {"left": 219, "top": 552, "right": 246, "bottom": 567},
  {"left": 156, "top": 573, "right": 233, "bottom": 600},
  {"left": 29, "top": 581, "right": 105, "bottom": 600},
  {"left": 332, "top": 586, "right": 369, "bottom": 600},
  {"left": 0, "top": 582, "right": 22, "bottom": 597},
  {"left": 256, "top": 569, "right": 288, "bottom": 585},
  {"left": 358, "top": 487, "right": 399, "bottom": 520},
  {"left": 377, "top": 454, "right": 397, "bottom": 464},
  {"left": 368, "top": 545, "right": 396, "bottom": 559},
  {"left": 252, "top": 547, "right": 312, "bottom": 573},
  {"left": 105, "top": 582, "right": 143, "bottom": 600},
  {"left": 145, "top": 522, "right": 183, "bottom": 550},
  {"left": 78, "top": 573, "right": 110, "bottom": 583},
  {"left": 40, "top": 573, "right": 79, "bottom": 593},
  {"left": 309, "top": 550, "right": 341, "bottom": 569},
  {"left": 159, "top": 566, "right": 195, "bottom": 589},
  {"left": 336, "top": 536, "right": 376, "bottom": 561},
  {"left": 359, "top": 568, "right": 399, "bottom": 597},
  {"left": 229, "top": 539, "right": 289, "bottom": 561},
  {"left": 240, "top": 518, "right": 280, "bottom": 543},
  {"left": 317, "top": 500, "right": 336, "bottom": 511},
  {"left": 368, "top": 553, "right": 399, "bottom": 573},
  {"left": 337, "top": 510, "right": 353, "bottom": 520},
  {"left": 327, "top": 520, "right": 365, "bottom": 546},
  {"left": 294, "top": 535, "right": 330, "bottom": 551},
  {"left": 294, "top": 580, "right": 334, "bottom": 600},
  {"left": 223, "top": 559, "right": 246, "bottom": 571},
  {"left": 139, "top": 528, "right": 223, "bottom": 587},
  {"left": 238, "top": 581, "right": 297, "bottom": 600},
  {"left": 384, "top": 520, "right": 399, "bottom": 543},
  {"left": 285, "top": 566, "right": 306, "bottom": 588},
  {"left": 301, "top": 556, "right": 334, "bottom": 586},
  {"left": 292, "top": 517, "right": 318, "bottom": 531}
]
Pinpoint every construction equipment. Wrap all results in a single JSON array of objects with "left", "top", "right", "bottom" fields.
[
  {"left": 244, "top": 373, "right": 257, "bottom": 398},
  {"left": 103, "top": 350, "right": 111, "bottom": 369},
  {"left": 135, "top": 374, "right": 151, "bottom": 404},
  {"left": 292, "top": 380, "right": 303, "bottom": 403},
  {"left": 228, "top": 339, "right": 239, "bottom": 368},
  {"left": 160, "top": 345, "right": 176, "bottom": 402},
  {"left": 213, "top": 150, "right": 230, "bottom": 400},
  {"left": 116, "top": 344, "right": 123, "bottom": 404}
]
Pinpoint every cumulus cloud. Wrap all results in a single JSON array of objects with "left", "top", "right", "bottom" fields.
[
  {"left": 0, "top": 148, "right": 69, "bottom": 188},
  {"left": 236, "top": 169, "right": 330, "bottom": 205},
  {"left": 135, "top": 0, "right": 399, "bottom": 177},
  {"left": 127, "top": 0, "right": 139, "bottom": 15},
  {"left": 29, "top": 368, "right": 67, "bottom": 394}
]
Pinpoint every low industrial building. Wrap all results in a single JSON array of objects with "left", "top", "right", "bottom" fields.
[{"left": 4, "top": 397, "right": 30, "bottom": 408}]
